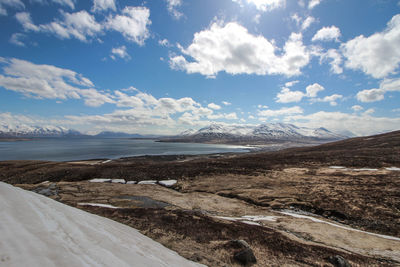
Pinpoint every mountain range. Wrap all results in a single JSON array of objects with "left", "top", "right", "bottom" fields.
[{"left": 162, "top": 123, "right": 347, "bottom": 144}]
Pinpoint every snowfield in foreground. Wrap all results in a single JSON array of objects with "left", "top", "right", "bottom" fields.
[{"left": 0, "top": 182, "right": 204, "bottom": 267}]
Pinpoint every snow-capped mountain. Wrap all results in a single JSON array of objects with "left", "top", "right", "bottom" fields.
[
  {"left": 0, "top": 124, "right": 82, "bottom": 138},
  {"left": 175, "top": 123, "right": 346, "bottom": 143}
]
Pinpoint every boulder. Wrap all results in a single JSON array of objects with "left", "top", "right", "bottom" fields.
[
  {"left": 234, "top": 248, "right": 256, "bottom": 265},
  {"left": 328, "top": 255, "right": 351, "bottom": 267}
]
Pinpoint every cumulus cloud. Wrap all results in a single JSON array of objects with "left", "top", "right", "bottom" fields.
[
  {"left": 170, "top": 21, "right": 310, "bottom": 78},
  {"left": 301, "top": 16, "right": 315, "bottom": 31},
  {"left": 52, "top": 0, "right": 75, "bottom": 9},
  {"left": 0, "top": 0, "right": 24, "bottom": 16},
  {"left": 285, "top": 111, "right": 400, "bottom": 136},
  {"left": 312, "top": 26, "right": 341, "bottom": 42},
  {"left": 158, "top": 39, "right": 171, "bottom": 47},
  {"left": 356, "top": 77, "right": 400, "bottom": 102},
  {"left": 208, "top": 103, "right": 221, "bottom": 110},
  {"left": 165, "top": 0, "right": 183, "bottom": 19},
  {"left": 222, "top": 101, "right": 231, "bottom": 106},
  {"left": 16, "top": 6, "right": 151, "bottom": 45},
  {"left": 276, "top": 87, "right": 304, "bottom": 103},
  {"left": 308, "top": 0, "right": 321, "bottom": 10},
  {"left": 305, "top": 83, "right": 324, "bottom": 97},
  {"left": 275, "top": 83, "right": 325, "bottom": 103},
  {"left": 105, "top": 6, "right": 151, "bottom": 45},
  {"left": 351, "top": 105, "right": 364, "bottom": 112},
  {"left": 320, "top": 49, "right": 343, "bottom": 74},
  {"left": 341, "top": 14, "right": 400, "bottom": 78},
  {"left": 233, "top": 0, "right": 286, "bottom": 12},
  {"left": 92, "top": 0, "right": 116, "bottom": 12},
  {"left": 0, "top": 58, "right": 114, "bottom": 107},
  {"left": 258, "top": 106, "right": 303, "bottom": 117},
  {"left": 110, "top": 46, "right": 131, "bottom": 60},
  {"left": 15, "top": 12, "right": 39, "bottom": 32},
  {"left": 311, "top": 94, "right": 343, "bottom": 106},
  {"left": 9, "top": 33, "right": 26, "bottom": 46},
  {"left": 285, "top": 80, "right": 299, "bottom": 87}
]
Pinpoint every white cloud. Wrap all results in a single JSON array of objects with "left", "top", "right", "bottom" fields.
[
  {"left": 312, "top": 26, "right": 341, "bottom": 42},
  {"left": 15, "top": 12, "right": 39, "bottom": 32},
  {"left": 291, "top": 13, "right": 301, "bottom": 26},
  {"left": 170, "top": 22, "right": 310, "bottom": 78},
  {"left": 9, "top": 33, "right": 26, "bottom": 46},
  {"left": 222, "top": 101, "right": 231, "bottom": 106},
  {"left": 351, "top": 105, "right": 363, "bottom": 112},
  {"left": 356, "top": 77, "right": 400, "bottom": 102},
  {"left": 301, "top": 16, "right": 315, "bottom": 31},
  {"left": 208, "top": 103, "right": 221, "bottom": 110},
  {"left": 276, "top": 87, "right": 304, "bottom": 103},
  {"left": 285, "top": 80, "right": 299, "bottom": 87},
  {"left": 233, "top": 0, "right": 286, "bottom": 12},
  {"left": 158, "top": 39, "right": 171, "bottom": 47},
  {"left": 110, "top": 46, "right": 131, "bottom": 60},
  {"left": 0, "top": 58, "right": 114, "bottom": 107},
  {"left": 0, "top": 0, "right": 24, "bottom": 16},
  {"left": 105, "top": 6, "right": 151, "bottom": 45},
  {"left": 356, "top": 88, "right": 385, "bottom": 103},
  {"left": 285, "top": 111, "right": 400, "bottom": 136},
  {"left": 308, "top": 0, "right": 321, "bottom": 10},
  {"left": 258, "top": 106, "right": 303, "bottom": 117},
  {"left": 312, "top": 94, "right": 343, "bottom": 106},
  {"left": 306, "top": 83, "right": 324, "bottom": 97},
  {"left": 52, "top": 0, "right": 75, "bottom": 9},
  {"left": 39, "top": 10, "right": 102, "bottom": 42},
  {"left": 320, "top": 49, "right": 343, "bottom": 74},
  {"left": 92, "top": 0, "right": 116, "bottom": 12},
  {"left": 341, "top": 14, "right": 400, "bottom": 78},
  {"left": 166, "top": 0, "right": 183, "bottom": 19},
  {"left": 364, "top": 108, "right": 375, "bottom": 115}
]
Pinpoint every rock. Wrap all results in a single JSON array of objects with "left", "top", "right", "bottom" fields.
[
  {"left": 328, "top": 255, "right": 351, "bottom": 267},
  {"left": 234, "top": 248, "right": 256, "bottom": 265},
  {"left": 231, "top": 239, "right": 250, "bottom": 249}
]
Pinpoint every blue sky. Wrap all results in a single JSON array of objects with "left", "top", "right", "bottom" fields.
[{"left": 0, "top": 0, "right": 400, "bottom": 136}]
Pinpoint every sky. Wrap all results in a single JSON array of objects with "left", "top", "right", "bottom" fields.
[{"left": 0, "top": 0, "right": 400, "bottom": 136}]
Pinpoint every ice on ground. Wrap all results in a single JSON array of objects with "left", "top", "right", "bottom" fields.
[
  {"left": 353, "top": 168, "right": 378, "bottom": 171},
  {"left": 329, "top": 166, "right": 347, "bottom": 169},
  {"left": 89, "top": 178, "right": 111, "bottom": 183},
  {"left": 241, "top": 215, "right": 277, "bottom": 222},
  {"left": 241, "top": 221, "right": 261, "bottom": 226},
  {"left": 0, "top": 182, "right": 205, "bottom": 267},
  {"left": 126, "top": 181, "right": 137, "bottom": 184},
  {"left": 159, "top": 180, "right": 177, "bottom": 187},
  {"left": 138, "top": 180, "right": 158, "bottom": 185},
  {"left": 386, "top": 167, "right": 400, "bottom": 171},
  {"left": 279, "top": 210, "right": 400, "bottom": 242},
  {"left": 111, "top": 179, "right": 126, "bottom": 184},
  {"left": 78, "top": 203, "right": 119, "bottom": 209}
]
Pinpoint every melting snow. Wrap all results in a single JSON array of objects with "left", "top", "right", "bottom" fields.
[
  {"left": 159, "top": 180, "right": 177, "bottom": 187},
  {"left": 111, "top": 179, "right": 126, "bottom": 184},
  {"left": 0, "top": 182, "right": 204, "bottom": 267},
  {"left": 102, "top": 160, "right": 112, "bottom": 164},
  {"left": 126, "top": 181, "right": 137, "bottom": 184},
  {"left": 386, "top": 167, "right": 400, "bottom": 171},
  {"left": 214, "top": 215, "right": 277, "bottom": 225},
  {"left": 353, "top": 168, "right": 378, "bottom": 171},
  {"left": 329, "top": 166, "right": 347, "bottom": 169},
  {"left": 89, "top": 178, "right": 111, "bottom": 183},
  {"left": 138, "top": 180, "right": 158, "bottom": 185},
  {"left": 78, "top": 203, "right": 119, "bottom": 209}
]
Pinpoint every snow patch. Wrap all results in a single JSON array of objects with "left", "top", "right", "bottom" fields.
[
  {"left": 102, "top": 160, "right": 112, "bottom": 164},
  {"left": 126, "top": 181, "right": 137, "bottom": 184},
  {"left": 352, "top": 168, "right": 378, "bottom": 171},
  {"left": 329, "top": 166, "right": 347, "bottom": 169},
  {"left": 111, "top": 179, "right": 126, "bottom": 184},
  {"left": 78, "top": 203, "right": 119, "bottom": 209},
  {"left": 159, "top": 180, "right": 177, "bottom": 187},
  {"left": 0, "top": 182, "right": 205, "bottom": 267},
  {"left": 386, "top": 167, "right": 400, "bottom": 171},
  {"left": 89, "top": 178, "right": 111, "bottom": 183},
  {"left": 138, "top": 180, "right": 158, "bottom": 185}
]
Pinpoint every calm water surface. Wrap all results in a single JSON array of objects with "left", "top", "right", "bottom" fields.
[{"left": 0, "top": 138, "right": 250, "bottom": 161}]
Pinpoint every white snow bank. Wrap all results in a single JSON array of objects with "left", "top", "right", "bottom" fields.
[
  {"left": 126, "top": 181, "right": 137, "bottom": 184},
  {"left": 78, "top": 203, "right": 119, "bottom": 209},
  {"left": 0, "top": 182, "right": 205, "bottom": 267},
  {"left": 138, "top": 180, "right": 158, "bottom": 185},
  {"left": 159, "top": 180, "right": 177, "bottom": 187},
  {"left": 353, "top": 168, "right": 378, "bottom": 171},
  {"left": 89, "top": 178, "right": 111, "bottom": 183},
  {"left": 329, "top": 166, "right": 347, "bottom": 169},
  {"left": 111, "top": 179, "right": 126, "bottom": 184},
  {"left": 386, "top": 167, "right": 400, "bottom": 171},
  {"left": 214, "top": 215, "right": 277, "bottom": 225},
  {"left": 102, "top": 160, "right": 112, "bottom": 164},
  {"left": 279, "top": 210, "right": 400, "bottom": 242}
]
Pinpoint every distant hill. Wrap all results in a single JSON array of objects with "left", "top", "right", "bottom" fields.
[
  {"left": 160, "top": 123, "right": 347, "bottom": 145},
  {"left": 0, "top": 124, "right": 84, "bottom": 138}
]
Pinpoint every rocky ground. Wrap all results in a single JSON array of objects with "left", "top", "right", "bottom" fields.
[{"left": 2, "top": 130, "right": 400, "bottom": 266}]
